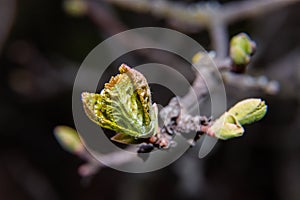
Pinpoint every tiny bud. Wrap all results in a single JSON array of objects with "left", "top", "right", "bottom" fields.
[
  {"left": 54, "top": 126, "right": 84, "bottom": 154},
  {"left": 192, "top": 52, "right": 203, "bottom": 64},
  {"left": 63, "top": 0, "right": 87, "bottom": 17},
  {"left": 230, "top": 33, "right": 255, "bottom": 71},
  {"left": 159, "top": 138, "right": 169, "bottom": 148}
]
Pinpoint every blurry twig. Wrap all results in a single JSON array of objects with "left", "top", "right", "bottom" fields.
[
  {"left": 7, "top": 41, "right": 76, "bottom": 100},
  {"left": 0, "top": 0, "right": 16, "bottom": 55},
  {"left": 223, "top": 72, "right": 280, "bottom": 95},
  {"left": 54, "top": 125, "right": 139, "bottom": 177},
  {"left": 100, "top": 0, "right": 300, "bottom": 57},
  {"left": 222, "top": 0, "right": 300, "bottom": 23},
  {"left": 101, "top": 0, "right": 299, "bottom": 27},
  {"left": 209, "top": 19, "right": 228, "bottom": 59},
  {"left": 83, "top": 0, "right": 196, "bottom": 80},
  {"left": 85, "top": 1, "right": 126, "bottom": 35}
]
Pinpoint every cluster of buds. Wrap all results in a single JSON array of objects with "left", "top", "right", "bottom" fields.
[{"left": 230, "top": 33, "right": 256, "bottom": 73}]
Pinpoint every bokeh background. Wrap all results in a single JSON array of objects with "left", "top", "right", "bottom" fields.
[{"left": 0, "top": 0, "right": 300, "bottom": 200}]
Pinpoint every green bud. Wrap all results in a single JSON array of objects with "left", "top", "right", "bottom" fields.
[
  {"left": 63, "top": 0, "right": 87, "bottom": 17},
  {"left": 54, "top": 126, "right": 84, "bottom": 153},
  {"left": 82, "top": 64, "right": 158, "bottom": 144},
  {"left": 210, "top": 112, "right": 244, "bottom": 140},
  {"left": 230, "top": 33, "right": 255, "bottom": 66},
  {"left": 210, "top": 98, "right": 267, "bottom": 140},
  {"left": 228, "top": 98, "right": 267, "bottom": 125}
]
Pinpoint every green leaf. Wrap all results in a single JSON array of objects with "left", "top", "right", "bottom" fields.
[{"left": 82, "top": 64, "right": 158, "bottom": 142}]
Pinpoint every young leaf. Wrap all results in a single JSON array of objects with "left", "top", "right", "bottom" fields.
[{"left": 82, "top": 64, "right": 158, "bottom": 142}]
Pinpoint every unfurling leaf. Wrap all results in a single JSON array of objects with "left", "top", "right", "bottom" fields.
[
  {"left": 82, "top": 64, "right": 158, "bottom": 144},
  {"left": 211, "top": 98, "right": 267, "bottom": 140}
]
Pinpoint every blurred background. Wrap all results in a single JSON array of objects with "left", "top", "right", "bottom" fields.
[{"left": 0, "top": 0, "right": 300, "bottom": 199}]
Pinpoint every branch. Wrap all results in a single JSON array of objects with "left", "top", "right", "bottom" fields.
[
  {"left": 53, "top": 1, "right": 286, "bottom": 175},
  {"left": 101, "top": 0, "right": 212, "bottom": 27},
  {"left": 209, "top": 19, "right": 228, "bottom": 59}
]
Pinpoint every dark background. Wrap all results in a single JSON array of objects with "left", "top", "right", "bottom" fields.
[{"left": 0, "top": 0, "right": 300, "bottom": 200}]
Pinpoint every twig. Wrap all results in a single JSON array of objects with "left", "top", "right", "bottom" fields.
[
  {"left": 85, "top": 0, "right": 126, "bottom": 35},
  {"left": 84, "top": 0, "right": 195, "bottom": 80},
  {"left": 7, "top": 41, "right": 76, "bottom": 100},
  {"left": 0, "top": 0, "right": 16, "bottom": 55},
  {"left": 101, "top": 0, "right": 212, "bottom": 27},
  {"left": 100, "top": 0, "right": 299, "bottom": 59},
  {"left": 223, "top": 0, "right": 300, "bottom": 24},
  {"left": 223, "top": 72, "right": 280, "bottom": 95},
  {"left": 209, "top": 19, "right": 228, "bottom": 58},
  {"left": 76, "top": 145, "right": 139, "bottom": 176},
  {"left": 101, "top": 0, "right": 300, "bottom": 27}
]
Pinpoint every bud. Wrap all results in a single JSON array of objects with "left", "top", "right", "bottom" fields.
[
  {"left": 210, "top": 112, "right": 244, "bottom": 140},
  {"left": 210, "top": 98, "right": 267, "bottom": 140},
  {"left": 192, "top": 52, "right": 203, "bottom": 64},
  {"left": 54, "top": 126, "right": 84, "bottom": 153},
  {"left": 230, "top": 33, "right": 256, "bottom": 66},
  {"left": 63, "top": 0, "right": 87, "bottom": 17},
  {"left": 192, "top": 51, "right": 216, "bottom": 64},
  {"left": 228, "top": 98, "right": 267, "bottom": 125},
  {"left": 82, "top": 64, "right": 158, "bottom": 144}
]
